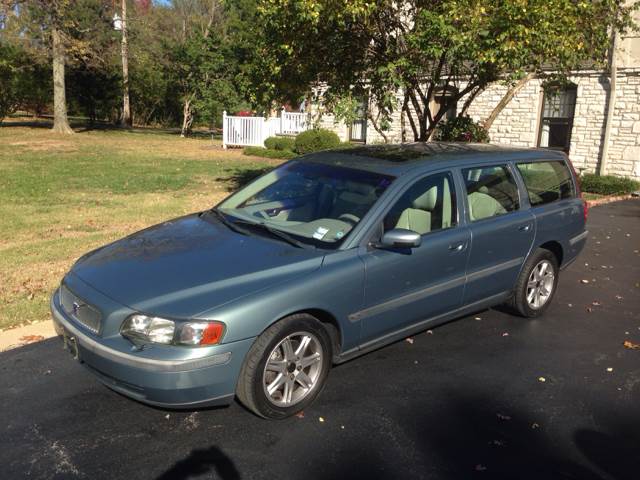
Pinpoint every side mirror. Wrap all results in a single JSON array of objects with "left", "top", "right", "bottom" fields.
[{"left": 376, "top": 228, "right": 422, "bottom": 249}]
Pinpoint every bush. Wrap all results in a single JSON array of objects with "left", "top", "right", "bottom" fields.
[
  {"left": 580, "top": 173, "right": 640, "bottom": 196},
  {"left": 434, "top": 115, "right": 490, "bottom": 143},
  {"left": 243, "top": 146, "right": 297, "bottom": 160},
  {"left": 264, "top": 136, "right": 296, "bottom": 151},
  {"left": 294, "top": 129, "right": 341, "bottom": 154}
]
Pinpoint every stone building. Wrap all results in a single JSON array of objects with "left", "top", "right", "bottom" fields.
[{"left": 315, "top": 15, "right": 640, "bottom": 180}]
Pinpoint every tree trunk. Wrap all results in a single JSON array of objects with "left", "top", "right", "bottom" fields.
[
  {"left": 180, "top": 98, "right": 193, "bottom": 137},
  {"left": 120, "top": 0, "right": 131, "bottom": 127},
  {"left": 367, "top": 111, "right": 388, "bottom": 144},
  {"left": 51, "top": 25, "right": 73, "bottom": 134},
  {"left": 483, "top": 73, "right": 534, "bottom": 130}
]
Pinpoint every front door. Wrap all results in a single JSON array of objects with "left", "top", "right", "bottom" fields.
[
  {"left": 460, "top": 164, "right": 535, "bottom": 305},
  {"left": 357, "top": 171, "right": 470, "bottom": 344}
]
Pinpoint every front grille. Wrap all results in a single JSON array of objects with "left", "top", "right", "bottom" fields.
[{"left": 59, "top": 284, "right": 102, "bottom": 334}]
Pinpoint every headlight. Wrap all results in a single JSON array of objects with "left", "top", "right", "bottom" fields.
[{"left": 121, "top": 314, "right": 225, "bottom": 346}]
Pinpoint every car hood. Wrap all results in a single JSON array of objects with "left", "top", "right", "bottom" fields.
[{"left": 70, "top": 213, "right": 325, "bottom": 318}]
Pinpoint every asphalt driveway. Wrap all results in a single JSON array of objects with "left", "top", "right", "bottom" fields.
[{"left": 2, "top": 200, "right": 639, "bottom": 480}]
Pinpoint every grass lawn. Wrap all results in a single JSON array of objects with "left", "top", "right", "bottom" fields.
[{"left": 0, "top": 124, "right": 279, "bottom": 330}]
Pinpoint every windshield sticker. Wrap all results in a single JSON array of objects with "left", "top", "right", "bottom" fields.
[
  {"left": 335, "top": 231, "right": 344, "bottom": 239},
  {"left": 313, "top": 227, "right": 330, "bottom": 240}
]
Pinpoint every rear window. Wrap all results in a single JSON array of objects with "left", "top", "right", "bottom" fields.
[{"left": 516, "top": 161, "right": 575, "bottom": 206}]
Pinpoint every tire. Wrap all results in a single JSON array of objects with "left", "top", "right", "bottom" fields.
[
  {"left": 508, "top": 248, "right": 559, "bottom": 318},
  {"left": 236, "top": 313, "right": 332, "bottom": 419}
]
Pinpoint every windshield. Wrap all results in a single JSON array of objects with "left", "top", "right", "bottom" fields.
[{"left": 217, "top": 161, "right": 394, "bottom": 247}]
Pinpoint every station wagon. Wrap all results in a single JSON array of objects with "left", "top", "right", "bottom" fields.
[{"left": 51, "top": 143, "right": 588, "bottom": 418}]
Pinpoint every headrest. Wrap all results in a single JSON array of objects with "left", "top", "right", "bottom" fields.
[
  {"left": 344, "top": 181, "right": 375, "bottom": 196},
  {"left": 413, "top": 186, "right": 438, "bottom": 211}
]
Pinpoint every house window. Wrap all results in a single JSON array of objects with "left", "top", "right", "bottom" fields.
[
  {"left": 538, "top": 85, "right": 577, "bottom": 152},
  {"left": 349, "top": 99, "right": 367, "bottom": 143},
  {"left": 430, "top": 86, "right": 458, "bottom": 122}
]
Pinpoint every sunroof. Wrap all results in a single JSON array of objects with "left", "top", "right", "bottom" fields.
[{"left": 334, "top": 142, "right": 504, "bottom": 162}]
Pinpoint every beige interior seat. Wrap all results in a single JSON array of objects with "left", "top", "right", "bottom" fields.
[
  {"left": 395, "top": 186, "right": 438, "bottom": 235},
  {"left": 330, "top": 182, "right": 377, "bottom": 219},
  {"left": 468, "top": 191, "right": 506, "bottom": 221}
]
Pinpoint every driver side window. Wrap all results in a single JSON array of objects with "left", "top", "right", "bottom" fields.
[{"left": 384, "top": 172, "right": 457, "bottom": 235}]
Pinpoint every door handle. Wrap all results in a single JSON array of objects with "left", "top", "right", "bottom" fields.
[
  {"left": 518, "top": 224, "right": 532, "bottom": 232},
  {"left": 448, "top": 242, "right": 465, "bottom": 252}
]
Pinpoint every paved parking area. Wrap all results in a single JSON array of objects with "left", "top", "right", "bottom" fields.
[{"left": 1, "top": 200, "right": 638, "bottom": 480}]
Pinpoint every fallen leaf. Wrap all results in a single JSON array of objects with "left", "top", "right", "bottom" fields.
[
  {"left": 474, "top": 317, "right": 482, "bottom": 321},
  {"left": 615, "top": 295, "right": 623, "bottom": 300},
  {"left": 340, "top": 425, "right": 345, "bottom": 430},
  {"left": 606, "top": 367, "right": 613, "bottom": 372},
  {"left": 19, "top": 335, "right": 44, "bottom": 344},
  {"left": 581, "top": 279, "right": 590, "bottom": 284},
  {"left": 568, "top": 303, "right": 573, "bottom": 307},
  {"left": 165, "top": 414, "right": 170, "bottom": 420},
  {"left": 502, "top": 332, "right": 509, "bottom": 337},
  {"left": 295, "top": 411, "right": 305, "bottom": 419},
  {"left": 538, "top": 377, "right": 546, "bottom": 382},
  {"left": 405, "top": 337, "right": 414, "bottom": 344},
  {"left": 623, "top": 340, "right": 640, "bottom": 350},
  {"left": 319, "top": 417, "right": 325, "bottom": 423}
]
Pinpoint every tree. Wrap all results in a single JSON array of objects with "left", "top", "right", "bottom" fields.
[
  {"left": 255, "top": 0, "right": 638, "bottom": 142},
  {"left": 120, "top": 0, "right": 131, "bottom": 127}
]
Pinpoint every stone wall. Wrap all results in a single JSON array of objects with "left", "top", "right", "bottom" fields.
[
  {"left": 310, "top": 70, "right": 640, "bottom": 180},
  {"left": 463, "top": 70, "right": 640, "bottom": 179}
]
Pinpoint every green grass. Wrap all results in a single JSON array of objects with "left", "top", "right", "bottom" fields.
[{"left": 0, "top": 125, "right": 279, "bottom": 330}]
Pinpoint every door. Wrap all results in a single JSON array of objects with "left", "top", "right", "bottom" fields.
[
  {"left": 357, "top": 171, "right": 470, "bottom": 343},
  {"left": 461, "top": 164, "right": 535, "bottom": 305}
]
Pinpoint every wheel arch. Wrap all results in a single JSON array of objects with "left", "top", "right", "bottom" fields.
[{"left": 539, "top": 240, "right": 564, "bottom": 267}]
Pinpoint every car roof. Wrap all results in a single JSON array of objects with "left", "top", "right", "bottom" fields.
[{"left": 300, "top": 142, "right": 567, "bottom": 176}]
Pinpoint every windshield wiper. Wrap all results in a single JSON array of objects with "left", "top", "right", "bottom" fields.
[
  {"left": 202, "top": 208, "right": 249, "bottom": 236},
  {"left": 233, "top": 219, "right": 312, "bottom": 249}
]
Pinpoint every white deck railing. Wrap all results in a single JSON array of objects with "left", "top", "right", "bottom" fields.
[{"left": 222, "top": 109, "right": 310, "bottom": 148}]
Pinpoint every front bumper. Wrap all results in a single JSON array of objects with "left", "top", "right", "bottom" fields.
[{"left": 50, "top": 289, "right": 255, "bottom": 408}]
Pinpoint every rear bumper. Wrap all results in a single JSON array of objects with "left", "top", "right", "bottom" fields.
[{"left": 50, "top": 289, "right": 255, "bottom": 409}]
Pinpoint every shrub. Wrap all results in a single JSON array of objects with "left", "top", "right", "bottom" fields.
[
  {"left": 434, "top": 115, "right": 490, "bottom": 143},
  {"left": 243, "top": 146, "right": 297, "bottom": 160},
  {"left": 294, "top": 129, "right": 341, "bottom": 154},
  {"left": 580, "top": 173, "right": 640, "bottom": 196},
  {"left": 264, "top": 136, "right": 295, "bottom": 151}
]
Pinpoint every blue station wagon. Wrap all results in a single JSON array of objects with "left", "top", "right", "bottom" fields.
[{"left": 51, "top": 143, "right": 588, "bottom": 418}]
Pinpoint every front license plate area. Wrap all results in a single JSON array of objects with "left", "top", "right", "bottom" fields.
[{"left": 61, "top": 328, "right": 81, "bottom": 361}]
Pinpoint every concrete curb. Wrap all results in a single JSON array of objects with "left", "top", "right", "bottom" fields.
[
  {"left": 586, "top": 193, "right": 638, "bottom": 207},
  {"left": 0, "top": 320, "right": 57, "bottom": 352}
]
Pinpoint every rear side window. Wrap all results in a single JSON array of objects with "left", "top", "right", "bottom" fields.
[
  {"left": 462, "top": 165, "right": 520, "bottom": 221},
  {"left": 516, "top": 161, "right": 575, "bottom": 206}
]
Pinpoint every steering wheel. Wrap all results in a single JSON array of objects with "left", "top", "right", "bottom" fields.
[{"left": 338, "top": 213, "right": 360, "bottom": 226}]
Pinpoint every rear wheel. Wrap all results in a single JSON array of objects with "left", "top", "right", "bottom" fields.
[
  {"left": 236, "top": 313, "right": 332, "bottom": 419},
  {"left": 509, "top": 248, "right": 559, "bottom": 317}
]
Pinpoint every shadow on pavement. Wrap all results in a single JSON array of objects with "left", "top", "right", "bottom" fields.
[
  {"left": 306, "top": 390, "right": 639, "bottom": 480},
  {"left": 156, "top": 446, "right": 240, "bottom": 480}
]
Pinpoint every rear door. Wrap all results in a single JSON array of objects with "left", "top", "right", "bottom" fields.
[
  {"left": 514, "top": 159, "right": 586, "bottom": 265},
  {"left": 461, "top": 163, "right": 535, "bottom": 305},
  {"left": 356, "top": 170, "right": 471, "bottom": 343}
]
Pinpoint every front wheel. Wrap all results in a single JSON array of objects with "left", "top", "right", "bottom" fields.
[
  {"left": 508, "top": 248, "right": 559, "bottom": 318},
  {"left": 236, "top": 313, "right": 332, "bottom": 419}
]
